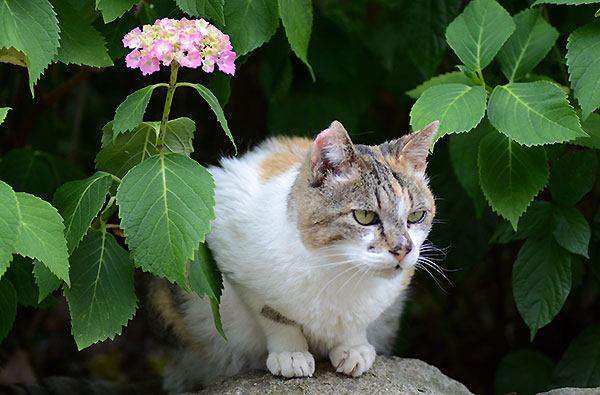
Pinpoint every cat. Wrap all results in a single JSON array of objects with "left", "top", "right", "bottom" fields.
[{"left": 148, "top": 119, "right": 440, "bottom": 393}]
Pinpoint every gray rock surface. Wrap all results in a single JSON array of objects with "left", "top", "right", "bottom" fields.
[
  {"left": 191, "top": 355, "right": 473, "bottom": 395},
  {"left": 538, "top": 389, "right": 600, "bottom": 395}
]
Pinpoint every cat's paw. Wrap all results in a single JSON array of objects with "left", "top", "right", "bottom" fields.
[
  {"left": 329, "top": 344, "right": 376, "bottom": 377},
  {"left": 266, "top": 351, "right": 315, "bottom": 378}
]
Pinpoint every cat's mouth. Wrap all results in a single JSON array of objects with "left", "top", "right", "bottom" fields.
[{"left": 375, "top": 263, "right": 404, "bottom": 278}]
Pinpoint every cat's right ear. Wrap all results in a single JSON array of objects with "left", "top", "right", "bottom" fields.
[{"left": 310, "top": 120, "right": 355, "bottom": 185}]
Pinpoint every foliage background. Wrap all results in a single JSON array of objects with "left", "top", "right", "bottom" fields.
[{"left": 1, "top": 0, "right": 599, "bottom": 394}]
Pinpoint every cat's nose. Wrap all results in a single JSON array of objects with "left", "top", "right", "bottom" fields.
[{"left": 389, "top": 237, "right": 412, "bottom": 261}]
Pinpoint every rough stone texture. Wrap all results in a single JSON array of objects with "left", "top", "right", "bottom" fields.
[
  {"left": 538, "top": 389, "right": 600, "bottom": 395},
  {"left": 189, "top": 355, "right": 473, "bottom": 395}
]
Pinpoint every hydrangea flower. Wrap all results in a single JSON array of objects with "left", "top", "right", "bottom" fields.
[{"left": 123, "top": 18, "right": 236, "bottom": 76}]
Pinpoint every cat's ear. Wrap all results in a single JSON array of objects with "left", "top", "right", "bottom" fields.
[
  {"left": 385, "top": 120, "right": 439, "bottom": 175},
  {"left": 310, "top": 120, "right": 356, "bottom": 185}
]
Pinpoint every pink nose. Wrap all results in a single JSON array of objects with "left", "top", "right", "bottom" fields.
[{"left": 389, "top": 238, "right": 412, "bottom": 261}]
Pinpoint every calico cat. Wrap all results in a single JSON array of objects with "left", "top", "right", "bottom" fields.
[{"left": 149, "top": 120, "right": 440, "bottom": 393}]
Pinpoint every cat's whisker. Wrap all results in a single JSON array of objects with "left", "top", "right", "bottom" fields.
[
  {"left": 338, "top": 264, "right": 368, "bottom": 294},
  {"left": 415, "top": 263, "right": 450, "bottom": 293},
  {"left": 315, "top": 264, "right": 359, "bottom": 300}
]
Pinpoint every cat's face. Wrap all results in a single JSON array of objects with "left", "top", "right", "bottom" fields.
[{"left": 291, "top": 121, "right": 438, "bottom": 278}]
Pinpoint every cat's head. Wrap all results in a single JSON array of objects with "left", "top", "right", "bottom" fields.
[{"left": 290, "top": 120, "right": 439, "bottom": 278}]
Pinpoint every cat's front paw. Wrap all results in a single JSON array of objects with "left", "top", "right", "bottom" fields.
[
  {"left": 266, "top": 351, "right": 315, "bottom": 378},
  {"left": 329, "top": 344, "right": 376, "bottom": 377}
]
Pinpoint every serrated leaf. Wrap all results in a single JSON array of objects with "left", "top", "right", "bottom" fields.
[
  {"left": 0, "top": 277, "right": 17, "bottom": 342},
  {"left": 185, "top": 83, "right": 236, "bottom": 153},
  {"left": 494, "top": 349, "right": 556, "bottom": 395},
  {"left": 513, "top": 234, "right": 571, "bottom": 340},
  {"left": 116, "top": 153, "right": 215, "bottom": 286},
  {"left": 478, "top": 130, "right": 549, "bottom": 229},
  {"left": 0, "top": 149, "right": 56, "bottom": 201},
  {"left": 567, "top": 23, "right": 600, "bottom": 120},
  {"left": 64, "top": 231, "right": 137, "bottom": 350},
  {"left": 553, "top": 206, "right": 591, "bottom": 258},
  {"left": 278, "top": 0, "right": 314, "bottom": 79},
  {"left": 445, "top": 0, "right": 515, "bottom": 73},
  {"left": 52, "top": 0, "right": 112, "bottom": 67},
  {"left": 95, "top": 0, "right": 137, "bottom": 23},
  {"left": 0, "top": 107, "right": 10, "bottom": 125},
  {"left": 113, "top": 84, "right": 165, "bottom": 140},
  {"left": 175, "top": 0, "right": 225, "bottom": 26},
  {"left": 409, "top": 83, "right": 487, "bottom": 145},
  {"left": 549, "top": 149, "right": 598, "bottom": 206},
  {"left": 15, "top": 192, "right": 70, "bottom": 285},
  {"left": 0, "top": 0, "right": 60, "bottom": 95},
  {"left": 405, "top": 71, "right": 475, "bottom": 99},
  {"left": 487, "top": 81, "right": 587, "bottom": 146},
  {"left": 575, "top": 112, "right": 600, "bottom": 148},
  {"left": 52, "top": 172, "right": 113, "bottom": 254},
  {"left": 33, "top": 259, "right": 60, "bottom": 302},
  {"left": 552, "top": 325, "right": 600, "bottom": 388},
  {"left": 223, "top": 0, "right": 279, "bottom": 56},
  {"left": 96, "top": 118, "right": 195, "bottom": 179},
  {"left": 497, "top": 8, "right": 559, "bottom": 82},
  {"left": 189, "top": 242, "right": 225, "bottom": 339},
  {"left": 0, "top": 180, "right": 19, "bottom": 277}
]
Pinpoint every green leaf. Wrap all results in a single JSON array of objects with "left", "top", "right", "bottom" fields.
[
  {"left": 405, "top": 71, "right": 475, "bottom": 100},
  {"left": 94, "top": 10, "right": 137, "bottom": 61},
  {"left": 189, "top": 242, "right": 226, "bottom": 339},
  {"left": 445, "top": 0, "right": 515, "bottom": 73},
  {"left": 487, "top": 81, "right": 587, "bottom": 146},
  {"left": 0, "top": 149, "right": 56, "bottom": 201},
  {"left": 116, "top": 153, "right": 215, "bottom": 286},
  {"left": 552, "top": 325, "right": 600, "bottom": 388},
  {"left": 553, "top": 206, "right": 591, "bottom": 258},
  {"left": 175, "top": 0, "right": 225, "bottom": 26},
  {"left": 494, "top": 349, "right": 556, "bottom": 395},
  {"left": 223, "top": 0, "right": 279, "bottom": 56},
  {"left": 410, "top": 84, "right": 487, "bottom": 145},
  {"left": 113, "top": 84, "right": 165, "bottom": 140},
  {"left": 0, "top": 180, "right": 19, "bottom": 277},
  {"left": 278, "top": 0, "right": 314, "bottom": 79},
  {"left": 478, "top": 130, "right": 549, "bottom": 229},
  {"left": 549, "top": 149, "right": 598, "bottom": 206},
  {"left": 575, "top": 112, "right": 600, "bottom": 148},
  {"left": 184, "top": 83, "right": 237, "bottom": 153},
  {"left": 0, "top": 0, "right": 60, "bottom": 95},
  {"left": 0, "top": 107, "right": 10, "bottom": 125},
  {"left": 64, "top": 231, "right": 137, "bottom": 350},
  {"left": 95, "top": 0, "right": 137, "bottom": 23},
  {"left": 0, "top": 277, "right": 17, "bottom": 342},
  {"left": 96, "top": 118, "right": 195, "bottom": 179},
  {"left": 567, "top": 22, "right": 600, "bottom": 120},
  {"left": 52, "top": 172, "right": 113, "bottom": 254},
  {"left": 5, "top": 256, "right": 43, "bottom": 307},
  {"left": 15, "top": 192, "right": 70, "bottom": 286},
  {"left": 497, "top": 8, "right": 559, "bottom": 82},
  {"left": 33, "top": 259, "right": 61, "bottom": 302}
]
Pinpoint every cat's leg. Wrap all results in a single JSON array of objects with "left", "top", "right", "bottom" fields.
[
  {"left": 329, "top": 329, "right": 376, "bottom": 377},
  {"left": 258, "top": 306, "right": 315, "bottom": 378}
]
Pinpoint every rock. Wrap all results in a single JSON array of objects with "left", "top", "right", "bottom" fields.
[
  {"left": 537, "top": 389, "right": 600, "bottom": 395},
  {"left": 190, "top": 355, "right": 473, "bottom": 395}
]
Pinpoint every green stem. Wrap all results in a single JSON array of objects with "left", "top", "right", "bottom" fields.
[
  {"left": 91, "top": 196, "right": 118, "bottom": 230},
  {"left": 157, "top": 62, "right": 180, "bottom": 151}
]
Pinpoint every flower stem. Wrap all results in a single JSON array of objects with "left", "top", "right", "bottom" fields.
[{"left": 157, "top": 62, "right": 180, "bottom": 151}]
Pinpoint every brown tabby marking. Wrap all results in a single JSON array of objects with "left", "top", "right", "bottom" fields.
[{"left": 259, "top": 136, "right": 313, "bottom": 182}]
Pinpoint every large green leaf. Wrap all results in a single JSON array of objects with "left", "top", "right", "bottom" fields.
[
  {"left": 113, "top": 84, "right": 165, "bottom": 140},
  {"left": 52, "top": 172, "right": 113, "bottom": 254},
  {"left": 553, "top": 206, "right": 591, "bottom": 258},
  {"left": 52, "top": 0, "right": 112, "bottom": 67},
  {"left": 405, "top": 71, "right": 475, "bottom": 100},
  {"left": 64, "top": 231, "right": 137, "bottom": 350},
  {"left": 278, "top": 0, "right": 313, "bottom": 79},
  {"left": 0, "top": 180, "right": 19, "bottom": 277},
  {"left": 497, "top": 8, "right": 559, "bottom": 82},
  {"left": 552, "top": 325, "right": 600, "bottom": 388},
  {"left": 0, "top": 149, "right": 55, "bottom": 201},
  {"left": 0, "top": 0, "right": 60, "bottom": 95},
  {"left": 33, "top": 259, "right": 61, "bottom": 302},
  {"left": 0, "top": 107, "right": 10, "bottom": 125},
  {"left": 95, "top": 0, "right": 137, "bottom": 23},
  {"left": 176, "top": 0, "right": 225, "bottom": 26},
  {"left": 223, "top": 0, "right": 279, "bottom": 56},
  {"left": 478, "top": 130, "right": 549, "bottom": 229},
  {"left": 189, "top": 242, "right": 225, "bottom": 339},
  {"left": 513, "top": 234, "right": 571, "bottom": 340},
  {"left": 567, "top": 23, "right": 600, "bottom": 120},
  {"left": 116, "top": 153, "right": 215, "bottom": 286},
  {"left": 445, "top": 0, "right": 515, "bottom": 73},
  {"left": 15, "top": 192, "right": 70, "bottom": 286},
  {"left": 487, "top": 81, "right": 587, "bottom": 146},
  {"left": 549, "top": 149, "right": 598, "bottom": 206},
  {"left": 494, "top": 349, "right": 556, "bottom": 395},
  {"left": 0, "top": 277, "right": 17, "bottom": 342},
  {"left": 96, "top": 118, "right": 195, "bottom": 179},
  {"left": 410, "top": 84, "right": 487, "bottom": 145}
]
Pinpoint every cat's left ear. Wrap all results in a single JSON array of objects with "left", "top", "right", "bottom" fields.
[
  {"left": 385, "top": 121, "right": 439, "bottom": 175},
  {"left": 310, "top": 120, "right": 356, "bottom": 185}
]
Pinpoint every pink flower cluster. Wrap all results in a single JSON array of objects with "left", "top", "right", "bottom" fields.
[{"left": 123, "top": 18, "right": 236, "bottom": 76}]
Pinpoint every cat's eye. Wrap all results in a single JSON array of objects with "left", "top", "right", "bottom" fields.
[
  {"left": 407, "top": 210, "right": 426, "bottom": 224},
  {"left": 353, "top": 210, "right": 379, "bottom": 226}
]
